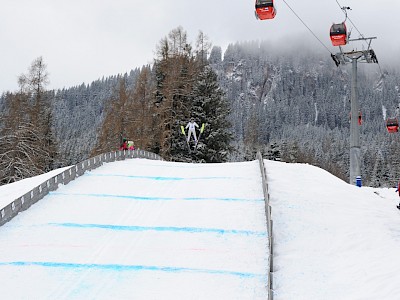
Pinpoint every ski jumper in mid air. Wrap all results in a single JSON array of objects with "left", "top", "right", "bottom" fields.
[{"left": 186, "top": 118, "right": 199, "bottom": 143}]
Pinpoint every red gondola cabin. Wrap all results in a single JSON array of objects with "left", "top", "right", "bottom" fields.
[
  {"left": 386, "top": 118, "right": 399, "bottom": 133},
  {"left": 255, "top": 0, "right": 276, "bottom": 20},
  {"left": 330, "top": 22, "right": 347, "bottom": 46}
]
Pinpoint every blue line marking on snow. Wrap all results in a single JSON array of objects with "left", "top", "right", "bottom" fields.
[
  {"left": 49, "top": 192, "right": 264, "bottom": 203},
  {"left": 48, "top": 223, "right": 267, "bottom": 237},
  {"left": 0, "top": 261, "right": 264, "bottom": 278},
  {"left": 85, "top": 173, "right": 250, "bottom": 181}
]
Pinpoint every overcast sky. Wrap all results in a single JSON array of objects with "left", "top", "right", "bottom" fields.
[{"left": 1, "top": 0, "right": 399, "bottom": 93}]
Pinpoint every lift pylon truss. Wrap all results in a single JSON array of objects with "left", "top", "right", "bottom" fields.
[{"left": 331, "top": 37, "right": 378, "bottom": 66}]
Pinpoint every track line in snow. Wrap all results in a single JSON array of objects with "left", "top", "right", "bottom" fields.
[
  {"left": 49, "top": 192, "right": 264, "bottom": 202},
  {"left": 0, "top": 262, "right": 264, "bottom": 278},
  {"left": 85, "top": 173, "right": 252, "bottom": 181},
  {"left": 46, "top": 223, "right": 267, "bottom": 237}
]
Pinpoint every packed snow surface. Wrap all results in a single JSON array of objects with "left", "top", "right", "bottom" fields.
[
  {"left": 266, "top": 160, "right": 400, "bottom": 300},
  {"left": 2, "top": 158, "right": 400, "bottom": 299},
  {"left": 0, "top": 159, "right": 268, "bottom": 299}
]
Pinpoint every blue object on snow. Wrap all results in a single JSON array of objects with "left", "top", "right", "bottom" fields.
[{"left": 356, "top": 176, "right": 362, "bottom": 187}]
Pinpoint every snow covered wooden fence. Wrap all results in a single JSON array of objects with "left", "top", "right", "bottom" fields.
[
  {"left": 0, "top": 149, "right": 163, "bottom": 226},
  {"left": 257, "top": 151, "right": 274, "bottom": 300}
]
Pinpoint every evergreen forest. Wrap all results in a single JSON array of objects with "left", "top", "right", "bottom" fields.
[{"left": 1, "top": 27, "right": 400, "bottom": 187}]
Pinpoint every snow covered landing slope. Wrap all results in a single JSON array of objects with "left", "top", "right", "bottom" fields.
[
  {"left": 267, "top": 160, "right": 400, "bottom": 300},
  {"left": 0, "top": 159, "right": 268, "bottom": 299}
]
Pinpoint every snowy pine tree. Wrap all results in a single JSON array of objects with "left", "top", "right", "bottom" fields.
[{"left": 190, "top": 66, "right": 233, "bottom": 163}]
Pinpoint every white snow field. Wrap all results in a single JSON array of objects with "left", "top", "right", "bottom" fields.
[
  {"left": 266, "top": 160, "right": 400, "bottom": 300},
  {"left": 0, "top": 159, "right": 269, "bottom": 300},
  {"left": 2, "top": 158, "right": 400, "bottom": 299}
]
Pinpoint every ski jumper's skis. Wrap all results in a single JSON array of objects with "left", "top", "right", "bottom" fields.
[
  {"left": 180, "top": 125, "right": 191, "bottom": 152},
  {"left": 195, "top": 123, "right": 205, "bottom": 149}
]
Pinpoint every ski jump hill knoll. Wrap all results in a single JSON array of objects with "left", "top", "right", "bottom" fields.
[{"left": 1, "top": 150, "right": 400, "bottom": 299}]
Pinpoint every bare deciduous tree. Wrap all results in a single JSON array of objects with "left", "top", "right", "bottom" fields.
[{"left": 0, "top": 57, "right": 57, "bottom": 184}]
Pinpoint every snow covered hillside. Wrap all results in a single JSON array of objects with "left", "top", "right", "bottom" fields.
[
  {"left": 2, "top": 158, "right": 400, "bottom": 299},
  {"left": 0, "top": 159, "right": 268, "bottom": 299},
  {"left": 266, "top": 160, "right": 400, "bottom": 300}
]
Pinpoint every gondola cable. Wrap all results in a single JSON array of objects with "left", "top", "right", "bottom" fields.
[
  {"left": 334, "top": 0, "right": 394, "bottom": 131},
  {"left": 254, "top": 1, "right": 395, "bottom": 133},
  {"left": 335, "top": 0, "right": 384, "bottom": 75},
  {"left": 280, "top": 0, "right": 333, "bottom": 55},
  {"left": 335, "top": 0, "right": 365, "bottom": 44}
]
